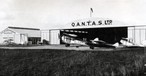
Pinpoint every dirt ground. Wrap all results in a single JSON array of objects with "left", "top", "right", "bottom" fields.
[
  {"left": 0, "top": 44, "right": 145, "bottom": 52},
  {"left": 0, "top": 45, "right": 112, "bottom": 51}
]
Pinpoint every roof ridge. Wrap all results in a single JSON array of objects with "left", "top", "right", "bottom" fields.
[{"left": 8, "top": 26, "right": 40, "bottom": 30}]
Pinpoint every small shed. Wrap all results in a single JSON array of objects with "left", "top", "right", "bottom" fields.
[{"left": 0, "top": 27, "right": 41, "bottom": 45}]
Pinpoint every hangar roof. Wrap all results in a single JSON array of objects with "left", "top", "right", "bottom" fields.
[
  {"left": 1, "top": 27, "right": 41, "bottom": 37},
  {"left": 48, "top": 17, "right": 146, "bottom": 30}
]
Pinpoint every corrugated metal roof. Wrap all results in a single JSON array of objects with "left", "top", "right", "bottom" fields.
[
  {"left": 8, "top": 27, "right": 40, "bottom": 30},
  {"left": 8, "top": 27, "right": 41, "bottom": 37}
]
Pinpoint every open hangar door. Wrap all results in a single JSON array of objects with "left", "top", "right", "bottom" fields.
[
  {"left": 60, "top": 27, "right": 127, "bottom": 44},
  {"left": 87, "top": 27, "right": 127, "bottom": 44}
]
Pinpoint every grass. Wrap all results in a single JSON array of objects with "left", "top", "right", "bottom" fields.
[{"left": 0, "top": 47, "right": 145, "bottom": 76}]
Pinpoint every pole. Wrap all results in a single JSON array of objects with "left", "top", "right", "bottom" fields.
[
  {"left": 90, "top": 8, "right": 93, "bottom": 17},
  {"left": 90, "top": 10, "right": 92, "bottom": 17}
]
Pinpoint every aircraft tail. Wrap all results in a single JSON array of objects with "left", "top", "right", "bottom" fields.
[{"left": 112, "top": 42, "right": 119, "bottom": 48}]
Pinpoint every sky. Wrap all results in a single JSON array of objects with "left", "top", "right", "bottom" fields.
[{"left": 0, "top": 0, "right": 146, "bottom": 31}]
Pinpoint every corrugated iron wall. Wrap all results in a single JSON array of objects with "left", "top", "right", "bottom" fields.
[{"left": 128, "top": 26, "right": 146, "bottom": 45}]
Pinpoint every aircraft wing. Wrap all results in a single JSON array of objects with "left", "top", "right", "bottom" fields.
[
  {"left": 86, "top": 40, "right": 115, "bottom": 49},
  {"left": 120, "top": 38, "right": 144, "bottom": 48},
  {"left": 60, "top": 33, "right": 87, "bottom": 47}
]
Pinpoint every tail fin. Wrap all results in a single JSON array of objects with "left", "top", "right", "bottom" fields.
[{"left": 112, "top": 42, "right": 119, "bottom": 48}]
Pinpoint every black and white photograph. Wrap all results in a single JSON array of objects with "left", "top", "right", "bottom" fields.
[{"left": 0, "top": 0, "right": 145, "bottom": 76}]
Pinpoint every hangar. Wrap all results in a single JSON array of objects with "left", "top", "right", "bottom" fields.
[
  {"left": 41, "top": 18, "right": 146, "bottom": 45},
  {"left": 0, "top": 27, "right": 41, "bottom": 45},
  {"left": 0, "top": 18, "right": 145, "bottom": 46}
]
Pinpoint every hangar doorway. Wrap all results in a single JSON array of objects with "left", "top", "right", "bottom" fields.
[
  {"left": 87, "top": 27, "right": 127, "bottom": 44},
  {"left": 60, "top": 27, "right": 127, "bottom": 44}
]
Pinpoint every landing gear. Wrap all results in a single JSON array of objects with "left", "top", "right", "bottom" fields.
[
  {"left": 76, "top": 46, "right": 79, "bottom": 48},
  {"left": 90, "top": 46, "right": 94, "bottom": 49},
  {"left": 65, "top": 44, "right": 70, "bottom": 47}
]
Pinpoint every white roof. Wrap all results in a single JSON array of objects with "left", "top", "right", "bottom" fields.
[
  {"left": 2, "top": 27, "right": 41, "bottom": 37},
  {"left": 49, "top": 17, "right": 146, "bottom": 30}
]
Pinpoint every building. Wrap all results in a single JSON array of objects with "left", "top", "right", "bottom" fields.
[
  {"left": 0, "top": 27, "right": 41, "bottom": 45},
  {"left": 41, "top": 18, "right": 146, "bottom": 45}
]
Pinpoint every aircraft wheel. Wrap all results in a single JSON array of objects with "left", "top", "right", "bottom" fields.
[
  {"left": 76, "top": 46, "right": 79, "bottom": 48},
  {"left": 90, "top": 46, "right": 94, "bottom": 49},
  {"left": 65, "top": 44, "right": 70, "bottom": 47}
]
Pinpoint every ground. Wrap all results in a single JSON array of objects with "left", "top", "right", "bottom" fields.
[{"left": 0, "top": 45, "right": 145, "bottom": 76}]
